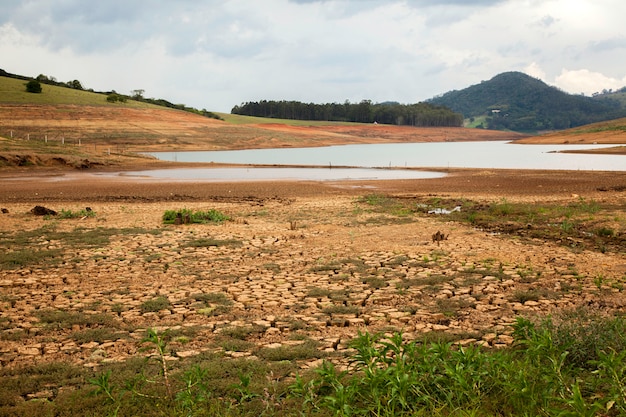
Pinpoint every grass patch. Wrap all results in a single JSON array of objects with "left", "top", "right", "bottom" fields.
[
  {"left": 57, "top": 208, "right": 96, "bottom": 219},
  {"left": 34, "top": 309, "right": 116, "bottom": 330},
  {"left": 256, "top": 340, "right": 324, "bottom": 362},
  {"left": 163, "top": 209, "right": 229, "bottom": 224},
  {"left": 72, "top": 328, "right": 127, "bottom": 344},
  {"left": 183, "top": 237, "right": 242, "bottom": 248},
  {"left": 139, "top": 296, "right": 171, "bottom": 313},
  {"left": 4, "top": 310, "right": 626, "bottom": 416},
  {"left": 0, "top": 248, "right": 63, "bottom": 270}
]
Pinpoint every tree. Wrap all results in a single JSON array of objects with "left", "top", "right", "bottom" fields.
[
  {"left": 131, "top": 89, "right": 145, "bottom": 99},
  {"left": 67, "top": 79, "right": 83, "bottom": 90},
  {"left": 25, "top": 80, "right": 42, "bottom": 93}
]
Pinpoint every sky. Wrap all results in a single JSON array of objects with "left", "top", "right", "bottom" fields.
[{"left": 1, "top": 0, "right": 625, "bottom": 113}]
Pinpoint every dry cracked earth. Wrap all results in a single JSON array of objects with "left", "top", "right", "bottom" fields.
[{"left": 1, "top": 181, "right": 626, "bottom": 372}]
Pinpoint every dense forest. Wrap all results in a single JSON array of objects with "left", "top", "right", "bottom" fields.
[
  {"left": 231, "top": 100, "right": 464, "bottom": 127},
  {"left": 428, "top": 72, "right": 626, "bottom": 132}
]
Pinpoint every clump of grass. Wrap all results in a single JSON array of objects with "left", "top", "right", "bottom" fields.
[
  {"left": 72, "top": 328, "right": 126, "bottom": 344},
  {"left": 139, "top": 296, "right": 171, "bottom": 313},
  {"left": 162, "top": 208, "right": 229, "bottom": 224},
  {"left": 511, "top": 289, "right": 541, "bottom": 304},
  {"left": 34, "top": 309, "right": 115, "bottom": 330},
  {"left": 362, "top": 276, "right": 388, "bottom": 289},
  {"left": 58, "top": 208, "right": 96, "bottom": 219},
  {"left": 256, "top": 340, "right": 323, "bottom": 362},
  {"left": 183, "top": 238, "right": 242, "bottom": 248},
  {"left": 307, "top": 287, "right": 332, "bottom": 298},
  {"left": 321, "top": 304, "right": 360, "bottom": 316},
  {"left": 0, "top": 248, "right": 63, "bottom": 270},
  {"left": 220, "top": 325, "right": 264, "bottom": 340},
  {"left": 192, "top": 292, "right": 232, "bottom": 306},
  {"left": 193, "top": 292, "right": 233, "bottom": 316}
]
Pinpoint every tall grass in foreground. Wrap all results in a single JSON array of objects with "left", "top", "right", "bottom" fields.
[
  {"left": 297, "top": 316, "right": 626, "bottom": 416},
  {"left": 2, "top": 311, "right": 625, "bottom": 416}
]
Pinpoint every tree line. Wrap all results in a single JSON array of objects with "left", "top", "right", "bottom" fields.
[{"left": 231, "top": 100, "right": 464, "bottom": 127}]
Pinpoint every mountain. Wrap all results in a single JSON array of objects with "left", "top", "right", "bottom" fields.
[{"left": 427, "top": 72, "right": 626, "bottom": 133}]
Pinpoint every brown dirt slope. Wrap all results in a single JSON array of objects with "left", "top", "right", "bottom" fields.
[
  {"left": 1, "top": 104, "right": 526, "bottom": 153},
  {"left": 516, "top": 117, "right": 626, "bottom": 154}
]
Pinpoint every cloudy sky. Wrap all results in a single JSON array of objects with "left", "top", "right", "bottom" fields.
[{"left": 1, "top": 0, "right": 625, "bottom": 112}]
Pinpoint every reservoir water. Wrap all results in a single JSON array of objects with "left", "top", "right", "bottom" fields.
[
  {"left": 148, "top": 141, "right": 623, "bottom": 170},
  {"left": 128, "top": 141, "right": 624, "bottom": 181}
]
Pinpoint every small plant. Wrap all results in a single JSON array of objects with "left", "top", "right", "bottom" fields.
[
  {"left": 143, "top": 328, "right": 173, "bottom": 398},
  {"left": 162, "top": 208, "right": 229, "bottom": 224},
  {"left": 511, "top": 289, "right": 541, "bottom": 304},
  {"left": 139, "top": 296, "right": 171, "bottom": 313},
  {"left": 58, "top": 208, "right": 96, "bottom": 219},
  {"left": 183, "top": 237, "right": 242, "bottom": 247},
  {"left": 596, "top": 226, "right": 615, "bottom": 237}
]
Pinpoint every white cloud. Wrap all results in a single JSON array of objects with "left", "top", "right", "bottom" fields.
[
  {"left": 0, "top": 0, "right": 624, "bottom": 111},
  {"left": 554, "top": 69, "right": 626, "bottom": 95}
]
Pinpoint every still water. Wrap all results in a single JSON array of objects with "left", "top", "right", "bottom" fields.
[
  {"left": 131, "top": 141, "right": 624, "bottom": 181},
  {"left": 148, "top": 141, "right": 624, "bottom": 171}
]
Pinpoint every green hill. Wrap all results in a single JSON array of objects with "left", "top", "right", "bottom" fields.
[
  {"left": 428, "top": 72, "right": 626, "bottom": 133},
  {"left": 0, "top": 70, "right": 221, "bottom": 120},
  {"left": 0, "top": 75, "right": 156, "bottom": 108}
]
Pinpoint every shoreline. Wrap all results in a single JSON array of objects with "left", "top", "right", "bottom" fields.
[{"left": 2, "top": 165, "right": 626, "bottom": 203}]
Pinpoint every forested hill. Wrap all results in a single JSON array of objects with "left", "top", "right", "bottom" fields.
[
  {"left": 231, "top": 100, "right": 464, "bottom": 127},
  {"left": 427, "top": 72, "right": 626, "bottom": 132}
]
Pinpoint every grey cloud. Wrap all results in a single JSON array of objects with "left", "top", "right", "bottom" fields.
[
  {"left": 589, "top": 37, "right": 626, "bottom": 52},
  {"left": 536, "top": 15, "right": 557, "bottom": 28},
  {"left": 289, "top": 0, "right": 505, "bottom": 5}
]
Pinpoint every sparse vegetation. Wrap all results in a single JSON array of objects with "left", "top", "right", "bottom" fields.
[
  {"left": 140, "top": 296, "right": 171, "bottom": 313},
  {"left": 162, "top": 208, "right": 230, "bottom": 224}
]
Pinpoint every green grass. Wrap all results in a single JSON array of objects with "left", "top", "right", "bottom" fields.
[
  {"left": 183, "top": 238, "right": 242, "bottom": 248},
  {"left": 0, "top": 76, "right": 158, "bottom": 108},
  {"left": 216, "top": 111, "right": 360, "bottom": 126},
  {"left": 34, "top": 309, "right": 116, "bottom": 330},
  {"left": 0, "top": 226, "right": 162, "bottom": 270},
  {"left": 3, "top": 309, "right": 626, "bottom": 416},
  {"left": 364, "top": 195, "right": 626, "bottom": 254},
  {"left": 162, "top": 208, "right": 230, "bottom": 224},
  {"left": 139, "top": 296, "right": 171, "bottom": 314},
  {"left": 57, "top": 208, "right": 96, "bottom": 219}
]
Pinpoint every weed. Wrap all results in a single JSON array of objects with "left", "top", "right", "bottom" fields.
[
  {"left": 256, "top": 340, "right": 324, "bottom": 362},
  {"left": 162, "top": 208, "right": 229, "bottom": 224},
  {"left": 362, "top": 276, "right": 388, "bottom": 289},
  {"left": 512, "top": 290, "right": 540, "bottom": 304},
  {"left": 321, "top": 304, "right": 360, "bottom": 316},
  {"left": 596, "top": 226, "right": 615, "bottom": 237},
  {"left": 307, "top": 287, "right": 332, "bottom": 298},
  {"left": 220, "top": 325, "right": 265, "bottom": 340},
  {"left": 183, "top": 237, "right": 242, "bottom": 247},
  {"left": 34, "top": 309, "right": 115, "bottom": 330},
  {"left": 72, "top": 328, "right": 126, "bottom": 344},
  {"left": 192, "top": 292, "right": 232, "bottom": 306},
  {"left": 0, "top": 248, "right": 62, "bottom": 269},
  {"left": 58, "top": 208, "right": 96, "bottom": 219},
  {"left": 139, "top": 296, "right": 171, "bottom": 313}
]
